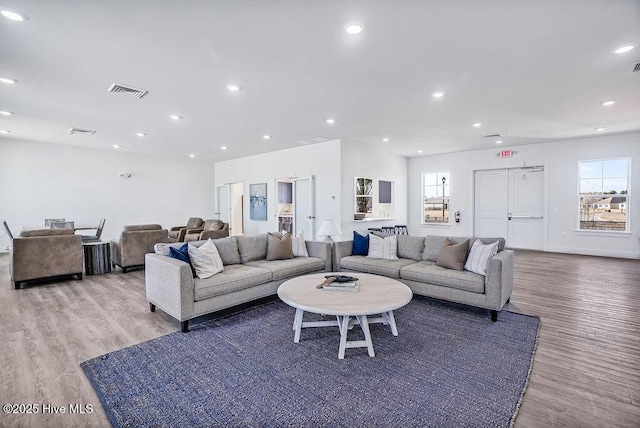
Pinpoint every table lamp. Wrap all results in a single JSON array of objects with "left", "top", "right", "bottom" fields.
[{"left": 317, "top": 220, "right": 342, "bottom": 242}]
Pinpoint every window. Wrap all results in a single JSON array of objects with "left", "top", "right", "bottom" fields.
[
  {"left": 578, "top": 158, "right": 629, "bottom": 232},
  {"left": 422, "top": 171, "right": 449, "bottom": 224}
]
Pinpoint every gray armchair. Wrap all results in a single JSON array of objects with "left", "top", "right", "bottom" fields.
[
  {"left": 111, "top": 224, "right": 169, "bottom": 273},
  {"left": 168, "top": 217, "right": 203, "bottom": 242},
  {"left": 184, "top": 219, "right": 229, "bottom": 242},
  {"left": 10, "top": 228, "right": 83, "bottom": 289}
]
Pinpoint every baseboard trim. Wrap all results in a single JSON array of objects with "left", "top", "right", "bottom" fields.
[{"left": 545, "top": 246, "right": 640, "bottom": 260}]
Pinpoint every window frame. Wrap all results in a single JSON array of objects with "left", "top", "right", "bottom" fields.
[
  {"left": 576, "top": 157, "right": 631, "bottom": 234},
  {"left": 421, "top": 171, "right": 450, "bottom": 226}
]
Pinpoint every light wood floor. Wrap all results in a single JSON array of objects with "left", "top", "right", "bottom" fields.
[{"left": 0, "top": 251, "right": 639, "bottom": 427}]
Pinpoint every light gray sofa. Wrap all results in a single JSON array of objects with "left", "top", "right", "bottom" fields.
[
  {"left": 333, "top": 235, "right": 514, "bottom": 321},
  {"left": 145, "top": 235, "right": 332, "bottom": 332}
]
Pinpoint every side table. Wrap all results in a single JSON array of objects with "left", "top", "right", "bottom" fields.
[{"left": 83, "top": 241, "right": 111, "bottom": 275}]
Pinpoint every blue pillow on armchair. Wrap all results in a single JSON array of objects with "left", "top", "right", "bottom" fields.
[
  {"left": 169, "top": 243, "right": 191, "bottom": 264},
  {"left": 352, "top": 231, "right": 369, "bottom": 255}
]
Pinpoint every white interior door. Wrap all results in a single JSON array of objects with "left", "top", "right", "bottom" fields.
[
  {"left": 229, "top": 182, "right": 244, "bottom": 236},
  {"left": 215, "top": 185, "right": 230, "bottom": 223},
  {"left": 474, "top": 169, "right": 508, "bottom": 239},
  {"left": 293, "top": 176, "right": 315, "bottom": 240},
  {"left": 508, "top": 167, "right": 544, "bottom": 250}
]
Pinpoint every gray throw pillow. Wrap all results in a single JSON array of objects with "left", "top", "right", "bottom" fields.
[
  {"left": 435, "top": 238, "right": 470, "bottom": 271},
  {"left": 266, "top": 232, "right": 294, "bottom": 261},
  {"left": 212, "top": 236, "right": 241, "bottom": 265}
]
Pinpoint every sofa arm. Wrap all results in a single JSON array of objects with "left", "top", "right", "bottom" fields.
[
  {"left": 169, "top": 225, "right": 186, "bottom": 232},
  {"left": 332, "top": 240, "right": 353, "bottom": 271},
  {"left": 485, "top": 250, "right": 514, "bottom": 311},
  {"left": 110, "top": 239, "right": 123, "bottom": 267},
  {"left": 145, "top": 253, "right": 196, "bottom": 322},
  {"left": 305, "top": 240, "right": 332, "bottom": 271}
]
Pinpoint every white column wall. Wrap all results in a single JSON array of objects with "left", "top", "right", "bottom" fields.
[
  {"left": 0, "top": 139, "right": 215, "bottom": 252},
  {"left": 408, "top": 132, "right": 640, "bottom": 259}
]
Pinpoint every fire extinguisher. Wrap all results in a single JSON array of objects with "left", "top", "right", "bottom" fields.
[{"left": 455, "top": 211, "right": 461, "bottom": 223}]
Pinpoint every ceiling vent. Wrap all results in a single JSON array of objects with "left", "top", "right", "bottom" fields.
[
  {"left": 483, "top": 133, "right": 503, "bottom": 138},
  {"left": 295, "top": 140, "right": 313, "bottom": 145},
  {"left": 107, "top": 82, "right": 149, "bottom": 99},
  {"left": 630, "top": 62, "right": 640, "bottom": 74},
  {"left": 68, "top": 127, "right": 96, "bottom": 135}
]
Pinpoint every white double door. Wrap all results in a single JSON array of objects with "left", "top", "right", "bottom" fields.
[
  {"left": 276, "top": 176, "right": 316, "bottom": 240},
  {"left": 474, "top": 167, "right": 545, "bottom": 250}
]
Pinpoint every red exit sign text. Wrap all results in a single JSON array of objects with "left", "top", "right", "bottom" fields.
[{"left": 499, "top": 150, "right": 512, "bottom": 158}]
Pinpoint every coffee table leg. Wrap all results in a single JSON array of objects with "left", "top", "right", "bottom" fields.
[
  {"left": 293, "top": 308, "right": 304, "bottom": 343},
  {"left": 387, "top": 310, "right": 399, "bottom": 336},
  {"left": 338, "top": 315, "right": 350, "bottom": 359},
  {"left": 357, "top": 315, "right": 375, "bottom": 357}
]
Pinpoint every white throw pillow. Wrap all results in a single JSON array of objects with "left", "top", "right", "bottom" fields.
[
  {"left": 289, "top": 231, "right": 309, "bottom": 257},
  {"left": 188, "top": 239, "right": 224, "bottom": 279},
  {"left": 154, "top": 243, "right": 170, "bottom": 256},
  {"left": 464, "top": 239, "right": 499, "bottom": 276},
  {"left": 367, "top": 234, "right": 398, "bottom": 260}
]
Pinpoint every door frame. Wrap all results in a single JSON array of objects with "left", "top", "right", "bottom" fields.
[{"left": 471, "top": 164, "right": 548, "bottom": 250}]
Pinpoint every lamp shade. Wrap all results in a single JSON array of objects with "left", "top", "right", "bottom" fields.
[{"left": 317, "top": 220, "right": 341, "bottom": 237}]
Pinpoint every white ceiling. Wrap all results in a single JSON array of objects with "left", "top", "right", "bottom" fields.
[{"left": 1, "top": 0, "right": 639, "bottom": 163}]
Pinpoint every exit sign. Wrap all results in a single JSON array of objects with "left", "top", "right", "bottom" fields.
[{"left": 499, "top": 150, "right": 513, "bottom": 158}]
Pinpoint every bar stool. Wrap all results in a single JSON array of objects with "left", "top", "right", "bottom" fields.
[
  {"left": 381, "top": 226, "right": 396, "bottom": 235},
  {"left": 395, "top": 225, "right": 408, "bottom": 235}
]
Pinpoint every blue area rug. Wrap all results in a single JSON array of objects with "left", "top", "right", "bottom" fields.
[{"left": 82, "top": 296, "right": 539, "bottom": 427}]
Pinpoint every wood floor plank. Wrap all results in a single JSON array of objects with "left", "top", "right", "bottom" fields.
[{"left": 1, "top": 250, "right": 639, "bottom": 427}]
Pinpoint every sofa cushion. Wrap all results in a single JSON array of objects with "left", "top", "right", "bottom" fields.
[
  {"left": 194, "top": 264, "right": 272, "bottom": 301},
  {"left": 368, "top": 234, "right": 398, "bottom": 260},
  {"left": 464, "top": 239, "right": 499, "bottom": 276},
  {"left": 237, "top": 234, "right": 268, "bottom": 263},
  {"left": 436, "top": 238, "right": 470, "bottom": 271},
  {"left": 397, "top": 235, "right": 425, "bottom": 261},
  {"left": 245, "top": 257, "right": 325, "bottom": 281},
  {"left": 400, "top": 261, "right": 485, "bottom": 294},
  {"left": 188, "top": 239, "right": 224, "bottom": 279},
  {"left": 212, "top": 236, "right": 241, "bottom": 265},
  {"left": 19, "top": 228, "right": 73, "bottom": 237},
  {"left": 352, "top": 231, "right": 369, "bottom": 255},
  {"left": 266, "top": 232, "right": 294, "bottom": 261},
  {"left": 340, "top": 255, "right": 416, "bottom": 278}
]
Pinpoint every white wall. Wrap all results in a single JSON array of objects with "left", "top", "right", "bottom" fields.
[
  {"left": 214, "top": 140, "right": 342, "bottom": 238},
  {"left": 0, "top": 139, "right": 216, "bottom": 252},
  {"left": 408, "top": 132, "right": 640, "bottom": 259},
  {"left": 341, "top": 140, "right": 408, "bottom": 240}
]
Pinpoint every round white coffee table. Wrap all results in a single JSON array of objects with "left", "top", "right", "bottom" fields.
[{"left": 277, "top": 272, "right": 413, "bottom": 359}]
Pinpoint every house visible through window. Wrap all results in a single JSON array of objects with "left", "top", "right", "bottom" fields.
[
  {"left": 422, "top": 171, "right": 450, "bottom": 224},
  {"left": 579, "top": 158, "right": 629, "bottom": 232}
]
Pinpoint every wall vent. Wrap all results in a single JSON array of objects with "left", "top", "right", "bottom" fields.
[
  {"left": 68, "top": 128, "right": 96, "bottom": 135},
  {"left": 630, "top": 62, "right": 640, "bottom": 74},
  {"left": 107, "top": 82, "right": 149, "bottom": 99},
  {"left": 483, "top": 133, "right": 503, "bottom": 138}
]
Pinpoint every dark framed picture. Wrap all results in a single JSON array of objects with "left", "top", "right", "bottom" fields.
[{"left": 250, "top": 183, "right": 268, "bottom": 221}]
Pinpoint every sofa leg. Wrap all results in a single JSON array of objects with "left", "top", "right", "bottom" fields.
[
  {"left": 490, "top": 310, "right": 498, "bottom": 322},
  {"left": 150, "top": 303, "right": 156, "bottom": 312},
  {"left": 13, "top": 281, "right": 20, "bottom": 290},
  {"left": 181, "top": 320, "right": 189, "bottom": 333},
  {"left": 122, "top": 267, "right": 128, "bottom": 273}
]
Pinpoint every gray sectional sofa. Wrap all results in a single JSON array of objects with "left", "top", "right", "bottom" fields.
[
  {"left": 145, "top": 235, "right": 332, "bottom": 332},
  {"left": 333, "top": 235, "right": 514, "bottom": 321}
]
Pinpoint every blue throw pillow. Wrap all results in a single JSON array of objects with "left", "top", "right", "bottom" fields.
[
  {"left": 352, "top": 231, "right": 369, "bottom": 255},
  {"left": 169, "top": 243, "right": 191, "bottom": 264}
]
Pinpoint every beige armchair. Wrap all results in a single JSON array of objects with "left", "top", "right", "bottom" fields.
[
  {"left": 184, "top": 220, "right": 229, "bottom": 242},
  {"left": 111, "top": 224, "right": 169, "bottom": 273},
  {"left": 10, "top": 229, "right": 83, "bottom": 289},
  {"left": 168, "top": 217, "right": 204, "bottom": 242}
]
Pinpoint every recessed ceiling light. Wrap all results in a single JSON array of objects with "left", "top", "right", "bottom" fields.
[
  {"left": 496, "top": 140, "right": 503, "bottom": 144},
  {"left": 263, "top": 135, "right": 271, "bottom": 140},
  {"left": 204, "top": 150, "right": 210, "bottom": 154},
  {"left": 382, "top": 137, "right": 390, "bottom": 142},
  {"left": 326, "top": 118, "right": 336, "bottom": 125},
  {"left": 0, "top": 130, "right": 10, "bottom": 134},
  {"left": 432, "top": 91, "right": 446, "bottom": 98},
  {"left": 169, "top": 114, "right": 181, "bottom": 120},
  {"left": 112, "top": 144, "right": 121, "bottom": 148},
  {"left": 601, "top": 100, "right": 615, "bottom": 107},
  {"left": 595, "top": 127, "right": 606, "bottom": 132},
  {"left": 1, "top": 7, "right": 29, "bottom": 22},
  {"left": 345, "top": 23, "right": 364, "bottom": 34},
  {"left": 221, "top": 146, "right": 228, "bottom": 150},
  {"left": 0, "top": 110, "right": 12, "bottom": 116},
  {"left": 612, "top": 43, "right": 637, "bottom": 54},
  {"left": 189, "top": 154, "right": 195, "bottom": 158},
  {"left": 135, "top": 132, "right": 146, "bottom": 137},
  {"left": 0, "top": 77, "right": 17, "bottom": 84},
  {"left": 226, "top": 84, "right": 241, "bottom": 92},
  {"left": 472, "top": 122, "right": 482, "bottom": 128}
]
